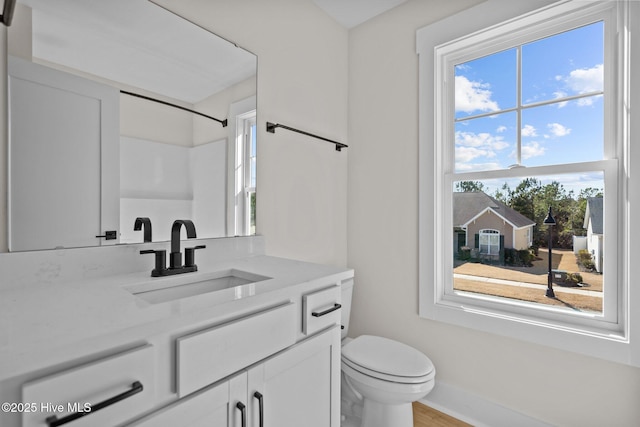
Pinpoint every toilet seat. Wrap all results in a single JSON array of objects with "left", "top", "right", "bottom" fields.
[{"left": 342, "top": 335, "right": 435, "bottom": 384}]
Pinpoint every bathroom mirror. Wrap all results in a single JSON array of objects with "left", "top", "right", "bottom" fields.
[{"left": 7, "top": 0, "right": 257, "bottom": 251}]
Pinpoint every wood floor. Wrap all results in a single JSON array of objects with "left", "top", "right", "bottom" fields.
[{"left": 413, "top": 402, "right": 473, "bottom": 427}]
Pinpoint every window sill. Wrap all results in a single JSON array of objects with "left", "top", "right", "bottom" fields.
[{"left": 419, "top": 289, "right": 633, "bottom": 365}]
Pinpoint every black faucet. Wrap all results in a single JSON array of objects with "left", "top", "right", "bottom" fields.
[
  {"left": 134, "top": 217, "right": 152, "bottom": 242},
  {"left": 140, "top": 219, "right": 206, "bottom": 277},
  {"left": 170, "top": 219, "right": 196, "bottom": 269}
]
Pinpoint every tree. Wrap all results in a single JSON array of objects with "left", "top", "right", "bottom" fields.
[
  {"left": 455, "top": 181, "right": 486, "bottom": 192},
  {"left": 504, "top": 179, "right": 603, "bottom": 249},
  {"left": 510, "top": 178, "right": 541, "bottom": 223},
  {"left": 493, "top": 182, "right": 512, "bottom": 205}
]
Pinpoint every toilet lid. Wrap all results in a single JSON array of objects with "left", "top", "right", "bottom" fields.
[{"left": 342, "top": 335, "right": 434, "bottom": 379}]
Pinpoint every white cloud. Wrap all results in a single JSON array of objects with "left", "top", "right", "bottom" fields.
[
  {"left": 566, "top": 64, "right": 603, "bottom": 94},
  {"left": 521, "top": 124, "right": 537, "bottom": 137},
  {"left": 456, "top": 131, "right": 509, "bottom": 149},
  {"left": 547, "top": 122, "right": 571, "bottom": 137},
  {"left": 496, "top": 125, "right": 507, "bottom": 133},
  {"left": 576, "top": 95, "right": 602, "bottom": 107},
  {"left": 455, "top": 131, "right": 509, "bottom": 162},
  {"left": 455, "top": 146, "right": 493, "bottom": 162},
  {"left": 455, "top": 75, "right": 499, "bottom": 113},
  {"left": 553, "top": 91, "right": 569, "bottom": 108},
  {"left": 521, "top": 141, "right": 545, "bottom": 159},
  {"left": 552, "top": 64, "right": 603, "bottom": 108}
]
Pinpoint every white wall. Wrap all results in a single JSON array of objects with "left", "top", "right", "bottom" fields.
[
  {"left": 347, "top": 0, "right": 640, "bottom": 425},
  {"left": 119, "top": 136, "right": 227, "bottom": 243},
  {"left": 120, "top": 94, "right": 194, "bottom": 146},
  {"left": 191, "top": 139, "right": 227, "bottom": 239},
  {"left": 193, "top": 76, "right": 256, "bottom": 146}
]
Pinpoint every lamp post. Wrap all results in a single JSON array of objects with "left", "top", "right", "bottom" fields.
[{"left": 543, "top": 206, "right": 556, "bottom": 298}]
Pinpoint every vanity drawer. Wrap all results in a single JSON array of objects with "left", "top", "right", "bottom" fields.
[
  {"left": 22, "top": 344, "right": 155, "bottom": 427},
  {"left": 302, "top": 285, "right": 341, "bottom": 335},
  {"left": 176, "top": 302, "right": 296, "bottom": 397}
]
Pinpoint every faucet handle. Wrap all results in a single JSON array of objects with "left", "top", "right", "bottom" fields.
[
  {"left": 184, "top": 245, "right": 206, "bottom": 268},
  {"left": 140, "top": 249, "right": 167, "bottom": 277}
]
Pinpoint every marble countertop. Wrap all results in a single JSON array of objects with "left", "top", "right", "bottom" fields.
[{"left": 0, "top": 240, "right": 353, "bottom": 381}]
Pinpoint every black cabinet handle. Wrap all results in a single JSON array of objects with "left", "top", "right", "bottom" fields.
[
  {"left": 95, "top": 230, "right": 117, "bottom": 240},
  {"left": 45, "top": 381, "right": 143, "bottom": 427},
  {"left": 312, "top": 303, "right": 342, "bottom": 317},
  {"left": 236, "top": 401, "right": 246, "bottom": 427},
  {"left": 254, "top": 391, "right": 264, "bottom": 427}
]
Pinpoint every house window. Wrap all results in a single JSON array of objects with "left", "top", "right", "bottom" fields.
[
  {"left": 418, "top": 0, "right": 633, "bottom": 364},
  {"left": 479, "top": 229, "right": 499, "bottom": 255}
]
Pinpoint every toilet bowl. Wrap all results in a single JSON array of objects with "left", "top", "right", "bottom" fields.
[{"left": 340, "top": 281, "right": 435, "bottom": 427}]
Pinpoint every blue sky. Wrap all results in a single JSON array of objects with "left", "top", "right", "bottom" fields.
[{"left": 454, "top": 21, "right": 604, "bottom": 179}]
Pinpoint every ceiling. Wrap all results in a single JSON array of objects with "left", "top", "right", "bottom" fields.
[
  {"left": 313, "top": 0, "right": 409, "bottom": 29},
  {"left": 15, "top": 0, "right": 256, "bottom": 104},
  {"left": 13, "top": 0, "right": 407, "bottom": 104}
]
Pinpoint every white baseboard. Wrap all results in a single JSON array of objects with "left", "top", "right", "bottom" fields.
[{"left": 420, "top": 381, "right": 553, "bottom": 427}]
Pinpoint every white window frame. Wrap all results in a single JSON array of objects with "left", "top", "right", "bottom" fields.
[
  {"left": 242, "top": 114, "right": 257, "bottom": 235},
  {"left": 418, "top": 0, "right": 638, "bottom": 366},
  {"left": 234, "top": 110, "right": 257, "bottom": 236},
  {"left": 226, "top": 96, "right": 256, "bottom": 237}
]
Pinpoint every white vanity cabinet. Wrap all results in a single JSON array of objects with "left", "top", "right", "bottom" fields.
[
  {"left": 125, "top": 279, "right": 344, "bottom": 427},
  {"left": 129, "top": 325, "right": 341, "bottom": 427},
  {"left": 0, "top": 247, "right": 352, "bottom": 427},
  {"left": 246, "top": 325, "right": 341, "bottom": 427}
]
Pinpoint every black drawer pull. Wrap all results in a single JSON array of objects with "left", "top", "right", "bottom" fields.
[
  {"left": 254, "top": 391, "right": 264, "bottom": 427},
  {"left": 236, "top": 401, "right": 246, "bottom": 427},
  {"left": 45, "top": 381, "right": 143, "bottom": 427},
  {"left": 311, "top": 303, "right": 342, "bottom": 317}
]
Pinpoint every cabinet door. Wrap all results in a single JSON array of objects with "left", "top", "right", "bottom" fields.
[
  {"left": 248, "top": 326, "right": 341, "bottom": 427},
  {"left": 128, "top": 376, "right": 238, "bottom": 427}
]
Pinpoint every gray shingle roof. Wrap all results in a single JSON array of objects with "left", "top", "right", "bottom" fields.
[{"left": 453, "top": 192, "right": 536, "bottom": 228}]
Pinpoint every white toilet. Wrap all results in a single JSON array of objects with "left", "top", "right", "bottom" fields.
[{"left": 340, "top": 280, "right": 435, "bottom": 427}]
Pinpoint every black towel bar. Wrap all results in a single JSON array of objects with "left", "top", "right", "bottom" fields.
[
  {"left": 121, "top": 90, "right": 227, "bottom": 127},
  {"left": 266, "top": 122, "right": 347, "bottom": 151}
]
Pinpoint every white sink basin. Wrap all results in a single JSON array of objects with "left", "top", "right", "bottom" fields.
[{"left": 127, "top": 269, "right": 271, "bottom": 304}]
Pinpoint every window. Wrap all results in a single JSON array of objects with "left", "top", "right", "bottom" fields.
[
  {"left": 479, "top": 229, "right": 499, "bottom": 255},
  {"left": 235, "top": 111, "right": 257, "bottom": 236},
  {"left": 418, "top": 0, "right": 635, "bottom": 365}
]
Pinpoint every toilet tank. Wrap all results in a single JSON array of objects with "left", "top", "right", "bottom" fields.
[{"left": 341, "top": 279, "right": 354, "bottom": 339}]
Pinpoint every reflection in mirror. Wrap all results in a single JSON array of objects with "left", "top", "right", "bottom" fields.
[{"left": 7, "top": 0, "right": 257, "bottom": 251}]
